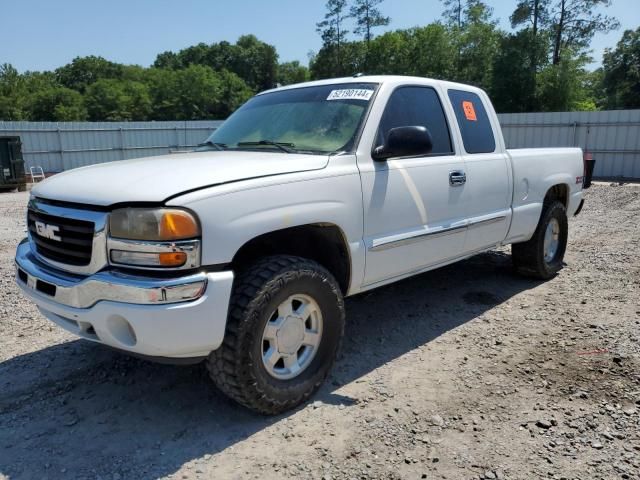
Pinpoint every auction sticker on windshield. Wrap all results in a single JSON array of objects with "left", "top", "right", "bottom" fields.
[{"left": 327, "top": 89, "right": 374, "bottom": 101}]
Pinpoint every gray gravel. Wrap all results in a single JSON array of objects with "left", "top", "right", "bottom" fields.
[{"left": 0, "top": 183, "right": 639, "bottom": 480}]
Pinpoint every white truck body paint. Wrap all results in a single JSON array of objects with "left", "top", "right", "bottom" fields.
[{"left": 17, "top": 75, "right": 585, "bottom": 359}]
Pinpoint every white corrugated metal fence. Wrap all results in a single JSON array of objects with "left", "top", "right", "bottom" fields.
[
  {"left": 1, "top": 110, "right": 639, "bottom": 179},
  {"left": 0, "top": 120, "right": 223, "bottom": 173},
  {"left": 499, "top": 110, "right": 640, "bottom": 179}
]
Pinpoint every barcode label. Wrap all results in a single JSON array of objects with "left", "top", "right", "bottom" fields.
[{"left": 327, "top": 89, "right": 374, "bottom": 101}]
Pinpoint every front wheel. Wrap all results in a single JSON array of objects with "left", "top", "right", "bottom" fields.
[
  {"left": 207, "top": 255, "right": 345, "bottom": 414},
  {"left": 512, "top": 200, "right": 568, "bottom": 280}
]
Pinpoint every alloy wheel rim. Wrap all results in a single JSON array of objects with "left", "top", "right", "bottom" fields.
[{"left": 261, "top": 294, "right": 323, "bottom": 380}]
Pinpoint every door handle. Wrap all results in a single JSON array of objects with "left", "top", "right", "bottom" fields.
[{"left": 449, "top": 170, "right": 466, "bottom": 186}]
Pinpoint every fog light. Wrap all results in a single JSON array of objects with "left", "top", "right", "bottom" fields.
[
  {"left": 162, "top": 281, "right": 207, "bottom": 302},
  {"left": 111, "top": 250, "right": 187, "bottom": 268}
]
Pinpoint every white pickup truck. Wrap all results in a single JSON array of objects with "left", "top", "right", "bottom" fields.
[{"left": 15, "top": 76, "right": 591, "bottom": 414}]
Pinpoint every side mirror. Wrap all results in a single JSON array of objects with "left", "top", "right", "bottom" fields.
[{"left": 372, "top": 126, "right": 433, "bottom": 161}]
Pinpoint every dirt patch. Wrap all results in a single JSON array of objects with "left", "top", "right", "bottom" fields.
[{"left": 1, "top": 183, "right": 639, "bottom": 480}]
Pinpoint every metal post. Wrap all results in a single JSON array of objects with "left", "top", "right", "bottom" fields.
[
  {"left": 57, "top": 127, "right": 64, "bottom": 171},
  {"left": 119, "top": 127, "right": 125, "bottom": 160}
]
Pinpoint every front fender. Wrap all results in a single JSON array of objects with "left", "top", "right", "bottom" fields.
[{"left": 167, "top": 161, "right": 366, "bottom": 290}]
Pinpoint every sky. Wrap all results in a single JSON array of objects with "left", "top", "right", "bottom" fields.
[{"left": 1, "top": 0, "right": 639, "bottom": 73}]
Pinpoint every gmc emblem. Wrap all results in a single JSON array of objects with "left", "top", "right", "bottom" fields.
[{"left": 35, "top": 221, "right": 62, "bottom": 241}]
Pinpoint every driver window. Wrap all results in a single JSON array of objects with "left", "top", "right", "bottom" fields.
[{"left": 377, "top": 86, "right": 454, "bottom": 156}]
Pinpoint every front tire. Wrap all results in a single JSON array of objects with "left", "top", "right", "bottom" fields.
[
  {"left": 207, "top": 255, "right": 345, "bottom": 414},
  {"left": 512, "top": 200, "right": 568, "bottom": 280}
]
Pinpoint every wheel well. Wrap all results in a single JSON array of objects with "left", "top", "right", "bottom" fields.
[
  {"left": 231, "top": 224, "right": 351, "bottom": 294},
  {"left": 544, "top": 184, "right": 568, "bottom": 209}
]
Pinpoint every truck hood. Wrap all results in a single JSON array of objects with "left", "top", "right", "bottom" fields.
[{"left": 32, "top": 150, "right": 329, "bottom": 206}]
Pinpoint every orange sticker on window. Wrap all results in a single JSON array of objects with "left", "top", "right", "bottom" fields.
[{"left": 462, "top": 101, "right": 477, "bottom": 121}]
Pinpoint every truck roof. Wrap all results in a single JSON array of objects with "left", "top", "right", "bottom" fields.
[{"left": 260, "top": 75, "right": 485, "bottom": 96}]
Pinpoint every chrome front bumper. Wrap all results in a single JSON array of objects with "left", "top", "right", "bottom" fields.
[
  {"left": 15, "top": 240, "right": 235, "bottom": 358},
  {"left": 15, "top": 240, "right": 207, "bottom": 309}
]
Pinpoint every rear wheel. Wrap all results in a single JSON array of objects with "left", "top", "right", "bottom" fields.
[
  {"left": 512, "top": 200, "right": 568, "bottom": 280},
  {"left": 207, "top": 255, "right": 345, "bottom": 414}
]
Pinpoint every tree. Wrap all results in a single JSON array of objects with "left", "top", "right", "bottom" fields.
[
  {"left": 84, "top": 79, "right": 151, "bottom": 121},
  {"left": 27, "top": 86, "right": 87, "bottom": 121},
  {"left": 277, "top": 61, "right": 310, "bottom": 86},
  {"left": 510, "top": 0, "right": 551, "bottom": 99},
  {"left": 491, "top": 31, "right": 537, "bottom": 112},
  {"left": 602, "top": 27, "right": 640, "bottom": 108},
  {"left": 365, "top": 25, "right": 455, "bottom": 78},
  {"left": 549, "top": 0, "right": 619, "bottom": 65},
  {"left": 440, "top": 0, "right": 501, "bottom": 85},
  {"left": 316, "top": 0, "right": 351, "bottom": 76},
  {"left": 537, "top": 50, "right": 596, "bottom": 110},
  {"left": 0, "top": 64, "right": 27, "bottom": 120},
  {"left": 215, "top": 69, "right": 254, "bottom": 117},
  {"left": 452, "top": 1, "right": 501, "bottom": 88},
  {"left": 151, "top": 36, "right": 278, "bottom": 92},
  {"left": 350, "top": 0, "right": 390, "bottom": 46},
  {"left": 310, "top": 41, "right": 366, "bottom": 79},
  {"left": 55, "top": 56, "right": 124, "bottom": 93},
  {"left": 230, "top": 35, "right": 278, "bottom": 91}
]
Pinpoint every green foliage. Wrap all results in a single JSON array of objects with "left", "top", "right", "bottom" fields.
[
  {"left": 350, "top": 0, "right": 390, "bottom": 44},
  {"left": 55, "top": 56, "right": 125, "bottom": 93},
  {"left": 0, "top": 64, "right": 27, "bottom": 120},
  {"left": 366, "top": 25, "right": 456, "bottom": 78},
  {"left": 28, "top": 86, "right": 87, "bottom": 121},
  {"left": 152, "top": 35, "right": 277, "bottom": 91},
  {"left": 277, "top": 61, "right": 311, "bottom": 86},
  {"left": 536, "top": 51, "right": 597, "bottom": 111},
  {"left": 84, "top": 79, "right": 151, "bottom": 121},
  {"left": 316, "top": 0, "right": 352, "bottom": 76},
  {"left": 548, "top": 0, "right": 620, "bottom": 65},
  {"left": 0, "top": 0, "right": 634, "bottom": 121},
  {"left": 454, "top": 2, "right": 501, "bottom": 89},
  {"left": 602, "top": 27, "right": 640, "bottom": 109},
  {"left": 491, "top": 31, "right": 537, "bottom": 112}
]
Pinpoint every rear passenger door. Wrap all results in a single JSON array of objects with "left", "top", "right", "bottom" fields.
[
  {"left": 447, "top": 89, "right": 511, "bottom": 253},
  {"left": 358, "top": 85, "right": 469, "bottom": 286}
]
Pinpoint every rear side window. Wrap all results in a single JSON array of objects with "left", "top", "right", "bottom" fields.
[
  {"left": 448, "top": 89, "right": 496, "bottom": 154},
  {"left": 377, "top": 86, "right": 453, "bottom": 155}
]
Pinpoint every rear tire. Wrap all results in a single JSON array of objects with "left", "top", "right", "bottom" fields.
[
  {"left": 512, "top": 200, "right": 568, "bottom": 280},
  {"left": 207, "top": 255, "right": 345, "bottom": 414}
]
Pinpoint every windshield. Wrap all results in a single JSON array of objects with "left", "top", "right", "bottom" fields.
[{"left": 204, "top": 82, "right": 378, "bottom": 155}]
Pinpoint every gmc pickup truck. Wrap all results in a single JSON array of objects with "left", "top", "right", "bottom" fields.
[{"left": 15, "top": 76, "right": 591, "bottom": 414}]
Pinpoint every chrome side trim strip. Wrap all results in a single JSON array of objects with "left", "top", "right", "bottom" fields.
[
  {"left": 369, "top": 224, "right": 467, "bottom": 252},
  {"left": 467, "top": 215, "right": 507, "bottom": 229},
  {"left": 368, "top": 215, "right": 507, "bottom": 252},
  {"left": 361, "top": 244, "right": 497, "bottom": 290}
]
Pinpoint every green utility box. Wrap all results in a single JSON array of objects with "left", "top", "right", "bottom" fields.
[{"left": 0, "top": 137, "right": 26, "bottom": 192}]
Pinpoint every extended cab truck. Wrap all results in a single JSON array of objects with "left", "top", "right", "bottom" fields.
[{"left": 15, "top": 76, "right": 591, "bottom": 414}]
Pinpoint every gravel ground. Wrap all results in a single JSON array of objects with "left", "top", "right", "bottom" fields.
[{"left": 0, "top": 183, "right": 638, "bottom": 480}]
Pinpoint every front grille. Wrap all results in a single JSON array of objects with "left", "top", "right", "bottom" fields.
[{"left": 27, "top": 209, "right": 95, "bottom": 266}]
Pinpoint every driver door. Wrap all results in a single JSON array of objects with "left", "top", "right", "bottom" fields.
[{"left": 358, "top": 85, "right": 468, "bottom": 286}]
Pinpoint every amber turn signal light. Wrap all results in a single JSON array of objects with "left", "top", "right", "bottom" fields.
[{"left": 158, "top": 252, "right": 188, "bottom": 267}]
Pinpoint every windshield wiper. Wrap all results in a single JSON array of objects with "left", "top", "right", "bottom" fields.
[
  {"left": 236, "top": 140, "right": 296, "bottom": 153},
  {"left": 197, "top": 140, "right": 227, "bottom": 151}
]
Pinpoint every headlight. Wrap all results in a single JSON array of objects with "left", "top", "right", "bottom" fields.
[
  {"left": 108, "top": 208, "right": 201, "bottom": 269},
  {"left": 109, "top": 208, "right": 200, "bottom": 241}
]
